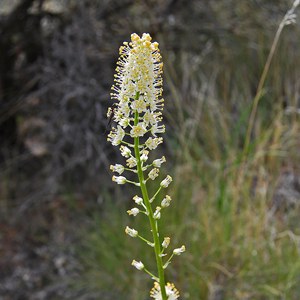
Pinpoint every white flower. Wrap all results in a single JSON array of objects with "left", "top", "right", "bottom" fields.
[
  {"left": 132, "top": 260, "right": 144, "bottom": 270},
  {"left": 120, "top": 145, "right": 131, "bottom": 158},
  {"left": 151, "top": 123, "right": 165, "bottom": 136},
  {"left": 173, "top": 245, "right": 186, "bottom": 256},
  {"left": 140, "top": 150, "right": 149, "bottom": 162},
  {"left": 146, "top": 137, "right": 163, "bottom": 150},
  {"left": 153, "top": 206, "right": 161, "bottom": 219},
  {"left": 162, "top": 237, "right": 170, "bottom": 249},
  {"left": 119, "top": 118, "right": 130, "bottom": 128},
  {"left": 130, "top": 123, "right": 147, "bottom": 137},
  {"left": 110, "top": 164, "right": 124, "bottom": 174},
  {"left": 126, "top": 157, "right": 137, "bottom": 168},
  {"left": 148, "top": 168, "right": 159, "bottom": 180},
  {"left": 131, "top": 99, "right": 147, "bottom": 113},
  {"left": 118, "top": 100, "right": 130, "bottom": 112},
  {"left": 112, "top": 175, "right": 126, "bottom": 184},
  {"left": 125, "top": 226, "right": 138, "bottom": 237},
  {"left": 127, "top": 207, "right": 140, "bottom": 216},
  {"left": 160, "top": 175, "right": 172, "bottom": 188},
  {"left": 153, "top": 156, "right": 166, "bottom": 168},
  {"left": 150, "top": 282, "right": 180, "bottom": 300},
  {"left": 133, "top": 195, "right": 143, "bottom": 205},
  {"left": 108, "top": 125, "right": 125, "bottom": 146},
  {"left": 143, "top": 110, "right": 158, "bottom": 125},
  {"left": 161, "top": 195, "right": 172, "bottom": 207}
]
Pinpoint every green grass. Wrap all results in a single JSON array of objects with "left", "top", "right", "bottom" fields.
[
  {"left": 79, "top": 105, "right": 300, "bottom": 296},
  {"left": 79, "top": 117, "right": 300, "bottom": 298},
  {"left": 79, "top": 151, "right": 300, "bottom": 298},
  {"left": 78, "top": 2, "right": 300, "bottom": 299}
]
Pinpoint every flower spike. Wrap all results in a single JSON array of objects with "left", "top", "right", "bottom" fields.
[
  {"left": 108, "top": 33, "right": 164, "bottom": 142},
  {"left": 108, "top": 33, "right": 184, "bottom": 300}
]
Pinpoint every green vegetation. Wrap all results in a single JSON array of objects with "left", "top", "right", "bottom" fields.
[
  {"left": 79, "top": 3, "right": 300, "bottom": 300},
  {"left": 1, "top": 1, "right": 300, "bottom": 299}
]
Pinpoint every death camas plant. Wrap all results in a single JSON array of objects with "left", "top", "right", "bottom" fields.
[{"left": 107, "top": 33, "right": 185, "bottom": 299}]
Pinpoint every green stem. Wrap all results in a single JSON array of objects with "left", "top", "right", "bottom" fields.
[{"left": 134, "top": 110, "right": 167, "bottom": 300}]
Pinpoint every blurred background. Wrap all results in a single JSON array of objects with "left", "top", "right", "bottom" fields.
[{"left": 0, "top": 0, "right": 300, "bottom": 299}]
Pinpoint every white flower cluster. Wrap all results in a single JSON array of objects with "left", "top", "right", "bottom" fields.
[
  {"left": 108, "top": 32, "right": 164, "bottom": 142},
  {"left": 108, "top": 33, "right": 169, "bottom": 188}
]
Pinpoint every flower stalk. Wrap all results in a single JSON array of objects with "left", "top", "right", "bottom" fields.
[
  {"left": 107, "top": 33, "right": 184, "bottom": 299},
  {"left": 134, "top": 110, "right": 167, "bottom": 300}
]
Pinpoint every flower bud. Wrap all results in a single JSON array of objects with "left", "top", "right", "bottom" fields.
[
  {"left": 140, "top": 150, "right": 149, "bottom": 162},
  {"left": 148, "top": 168, "right": 159, "bottom": 180},
  {"left": 173, "top": 245, "right": 186, "bottom": 255},
  {"left": 152, "top": 156, "right": 166, "bottom": 168},
  {"left": 127, "top": 208, "right": 140, "bottom": 216},
  {"left": 133, "top": 195, "right": 143, "bottom": 205},
  {"left": 161, "top": 195, "right": 172, "bottom": 207},
  {"left": 132, "top": 260, "right": 144, "bottom": 270},
  {"left": 162, "top": 237, "right": 170, "bottom": 249},
  {"left": 110, "top": 164, "right": 124, "bottom": 174},
  {"left": 153, "top": 206, "right": 161, "bottom": 219},
  {"left": 160, "top": 175, "right": 172, "bottom": 188},
  {"left": 125, "top": 226, "right": 138, "bottom": 237},
  {"left": 112, "top": 175, "right": 126, "bottom": 184}
]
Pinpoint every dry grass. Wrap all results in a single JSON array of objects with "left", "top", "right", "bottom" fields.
[{"left": 79, "top": 1, "right": 300, "bottom": 299}]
